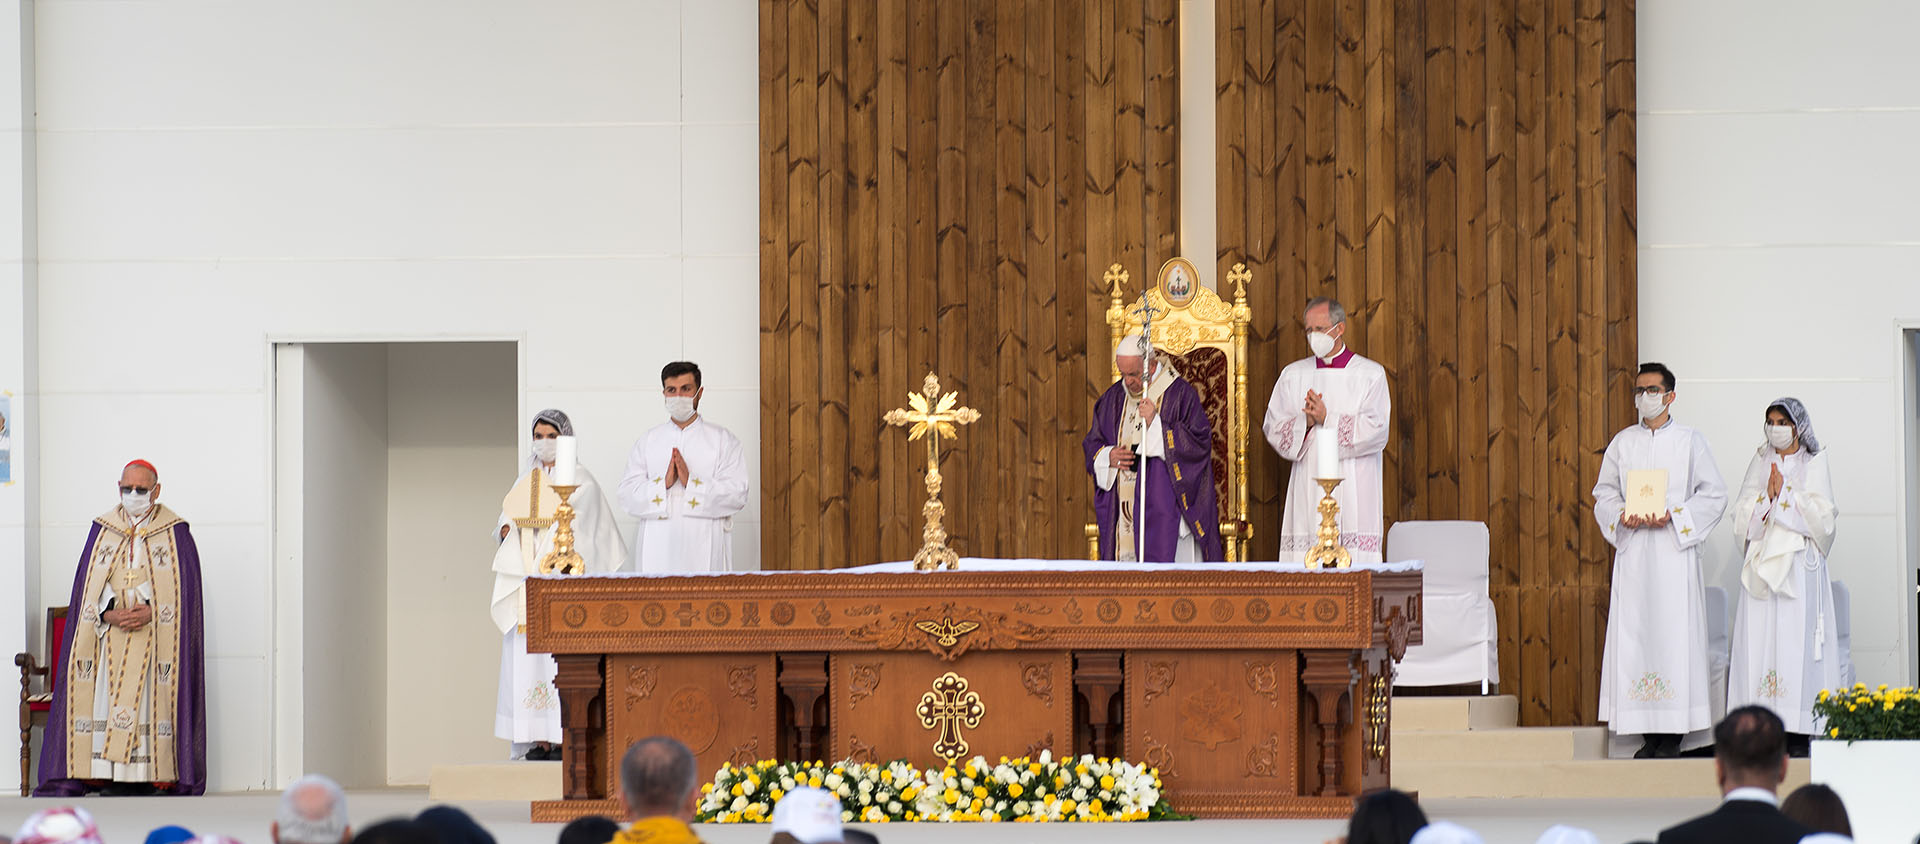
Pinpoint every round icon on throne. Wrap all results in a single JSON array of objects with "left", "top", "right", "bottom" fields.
[{"left": 1156, "top": 257, "right": 1201, "bottom": 308}]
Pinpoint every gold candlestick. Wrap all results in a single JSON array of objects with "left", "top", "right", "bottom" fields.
[
  {"left": 1302, "top": 477, "right": 1352, "bottom": 569},
  {"left": 538, "top": 483, "right": 586, "bottom": 575}
]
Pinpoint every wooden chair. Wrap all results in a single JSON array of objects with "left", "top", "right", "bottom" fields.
[
  {"left": 14, "top": 606, "right": 69, "bottom": 796},
  {"left": 1085, "top": 259, "right": 1256, "bottom": 561}
]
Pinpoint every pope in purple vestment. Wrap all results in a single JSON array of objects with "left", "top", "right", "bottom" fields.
[
  {"left": 36, "top": 459, "right": 206, "bottom": 796},
  {"left": 1084, "top": 351, "right": 1224, "bottom": 562}
]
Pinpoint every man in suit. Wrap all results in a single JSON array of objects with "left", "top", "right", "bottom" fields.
[{"left": 1656, "top": 705, "right": 1810, "bottom": 844}]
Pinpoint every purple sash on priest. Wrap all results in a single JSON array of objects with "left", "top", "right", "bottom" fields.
[{"left": 1084, "top": 376, "right": 1225, "bottom": 562}]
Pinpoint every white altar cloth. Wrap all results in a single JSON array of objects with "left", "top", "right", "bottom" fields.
[{"left": 532, "top": 558, "right": 1423, "bottom": 581}]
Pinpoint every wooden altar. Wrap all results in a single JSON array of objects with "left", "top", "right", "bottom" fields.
[{"left": 524, "top": 562, "right": 1421, "bottom": 821}]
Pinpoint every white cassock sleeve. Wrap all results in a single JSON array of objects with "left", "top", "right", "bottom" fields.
[
  {"left": 1263, "top": 369, "right": 1311, "bottom": 462},
  {"left": 1666, "top": 432, "right": 1727, "bottom": 551},
  {"left": 1593, "top": 438, "right": 1626, "bottom": 548},
  {"left": 1093, "top": 447, "right": 1117, "bottom": 491},
  {"left": 693, "top": 429, "right": 750, "bottom": 518},
  {"left": 1335, "top": 371, "right": 1392, "bottom": 458},
  {"left": 1731, "top": 451, "right": 1772, "bottom": 546},
  {"left": 617, "top": 436, "right": 667, "bottom": 518}
]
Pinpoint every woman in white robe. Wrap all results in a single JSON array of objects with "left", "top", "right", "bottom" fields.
[
  {"left": 1726, "top": 397, "right": 1839, "bottom": 752},
  {"left": 490, "top": 409, "right": 628, "bottom": 760}
]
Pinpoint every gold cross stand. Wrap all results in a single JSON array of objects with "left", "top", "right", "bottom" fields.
[
  {"left": 538, "top": 479, "right": 586, "bottom": 576},
  {"left": 883, "top": 372, "right": 981, "bottom": 571}
]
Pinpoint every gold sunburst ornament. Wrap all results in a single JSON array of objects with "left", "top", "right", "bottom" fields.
[{"left": 883, "top": 373, "right": 981, "bottom": 571}]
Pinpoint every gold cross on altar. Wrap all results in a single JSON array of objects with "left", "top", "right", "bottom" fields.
[
  {"left": 916, "top": 671, "right": 985, "bottom": 765},
  {"left": 883, "top": 373, "right": 981, "bottom": 571}
]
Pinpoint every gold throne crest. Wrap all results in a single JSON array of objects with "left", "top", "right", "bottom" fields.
[{"left": 1086, "top": 258, "right": 1255, "bottom": 561}]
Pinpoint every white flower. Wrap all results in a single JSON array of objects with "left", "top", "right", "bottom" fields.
[
  {"left": 781, "top": 776, "right": 797, "bottom": 790},
  {"left": 824, "top": 772, "right": 844, "bottom": 789},
  {"left": 741, "top": 780, "right": 756, "bottom": 795},
  {"left": 730, "top": 795, "right": 748, "bottom": 811},
  {"left": 836, "top": 784, "right": 852, "bottom": 798},
  {"left": 841, "top": 810, "right": 854, "bottom": 822},
  {"left": 1073, "top": 787, "right": 1087, "bottom": 801},
  {"left": 889, "top": 801, "right": 903, "bottom": 813},
  {"left": 1038, "top": 749, "right": 1052, "bottom": 764},
  {"left": 859, "top": 792, "right": 872, "bottom": 805}
]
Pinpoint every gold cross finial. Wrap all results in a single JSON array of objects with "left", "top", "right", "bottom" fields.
[
  {"left": 1103, "top": 263, "right": 1130, "bottom": 299},
  {"left": 1227, "top": 262, "right": 1252, "bottom": 301},
  {"left": 884, "top": 373, "right": 981, "bottom": 571}
]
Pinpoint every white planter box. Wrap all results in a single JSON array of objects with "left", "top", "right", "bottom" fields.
[{"left": 1810, "top": 739, "right": 1920, "bottom": 843}]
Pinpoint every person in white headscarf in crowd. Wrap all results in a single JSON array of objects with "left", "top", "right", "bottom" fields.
[
  {"left": 1533, "top": 826, "right": 1599, "bottom": 844},
  {"left": 1726, "top": 397, "right": 1839, "bottom": 757},
  {"left": 490, "top": 408, "right": 628, "bottom": 761},
  {"left": 14, "top": 808, "right": 103, "bottom": 844},
  {"left": 1408, "top": 821, "right": 1483, "bottom": 844}
]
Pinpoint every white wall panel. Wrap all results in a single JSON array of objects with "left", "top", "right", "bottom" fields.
[
  {"left": 34, "top": 0, "right": 681, "bottom": 130},
  {"left": 681, "top": 123, "right": 758, "bottom": 255},
  {"left": 681, "top": 256, "right": 761, "bottom": 389},
  {"left": 31, "top": 393, "right": 268, "bottom": 527},
  {"left": 681, "top": 0, "right": 758, "bottom": 125},
  {"left": 37, "top": 127, "right": 681, "bottom": 261},
  {"left": 1638, "top": 0, "right": 1920, "bottom": 113},
  {"left": 205, "top": 655, "right": 270, "bottom": 791}
]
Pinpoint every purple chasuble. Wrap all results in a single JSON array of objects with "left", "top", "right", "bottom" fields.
[
  {"left": 35, "top": 520, "right": 208, "bottom": 796},
  {"left": 1083, "top": 377, "right": 1225, "bottom": 562}
]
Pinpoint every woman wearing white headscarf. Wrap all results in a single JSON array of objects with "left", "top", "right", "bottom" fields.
[
  {"left": 1726, "top": 397, "right": 1840, "bottom": 751},
  {"left": 489, "top": 409, "right": 628, "bottom": 760}
]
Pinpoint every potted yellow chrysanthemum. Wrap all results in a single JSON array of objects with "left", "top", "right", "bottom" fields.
[{"left": 1809, "top": 683, "right": 1920, "bottom": 843}]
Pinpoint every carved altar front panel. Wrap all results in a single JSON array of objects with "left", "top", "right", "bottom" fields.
[
  {"left": 1125, "top": 650, "right": 1300, "bottom": 815},
  {"left": 604, "top": 654, "right": 778, "bottom": 784},
  {"left": 830, "top": 651, "right": 1073, "bottom": 769}
]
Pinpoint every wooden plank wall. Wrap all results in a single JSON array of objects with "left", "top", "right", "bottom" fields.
[
  {"left": 1216, "top": 0, "right": 1637, "bottom": 726},
  {"left": 760, "top": 0, "right": 1180, "bottom": 572}
]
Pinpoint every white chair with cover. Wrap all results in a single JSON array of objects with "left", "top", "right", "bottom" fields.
[{"left": 1384, "top": 521, "right": 1497, "bottom": 693}]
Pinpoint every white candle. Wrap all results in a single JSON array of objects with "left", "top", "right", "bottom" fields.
[
  {"left": 552, "top": 435, "right": 578, "bottom": 485},
  {"left": 1315, "top": 428, "right": 1343, "bottom": 480}
]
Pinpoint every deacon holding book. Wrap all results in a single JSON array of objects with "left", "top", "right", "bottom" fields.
[{"left": 1592, "top": 362, "right": 1728, "bottom": 758}]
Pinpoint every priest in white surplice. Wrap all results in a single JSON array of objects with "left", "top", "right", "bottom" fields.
[
  {"left": 619, "top": 361, "right": 750, "bottom": 572},
  {"left": 1727, "top": 397, "right": 1839, "bottom": 754},
  {"left": 491, "top": 409, "right": 628, "bottom": 760},
  {"left": 1592, "top": 363, "right": 1728, "bottom": 758},
  {"left": 1263, "top": 297, "right": 1392, "bottom": 563}
]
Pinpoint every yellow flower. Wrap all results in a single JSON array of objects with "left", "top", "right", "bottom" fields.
[
  {"left": 1099, "top": 774, "right": 1116, "bottom": 790},
  {"left": 702, "top": 783, "right": 714, "bottom": 794},
  {"left": 730, "top": 783, "right": 744, "bottom": 797},
  {"left": 770, "top": 788, "right": 784, "bottom": 802},
  {"left": 973, "top": 785, "right": 989, "bottom": 798},
  {"left": 1830, "top": 727, "right": 1840, "bottom": 737},
  {"left": 944, "top": 788, "right": 961, "bottom": 805},
  {"left": 1008, "top": 783, "right": 1024, "bottom": 798},
  {"left": 1818, "top": 689, "right": 1829, "bottom": 703}
]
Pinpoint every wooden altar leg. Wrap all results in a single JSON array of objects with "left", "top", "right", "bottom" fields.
[
  {"left": 1301, "top": 649, "right": 1357, "bottom": 798},
  {"left": 778, "top": 653, "right": 828, "bottom": 762},
  {"left": 1073, "top": 651, "right": 1124, "bottom": 759},
  {"left": 553, "top": 654, "right": 607, "bottom": 801}
]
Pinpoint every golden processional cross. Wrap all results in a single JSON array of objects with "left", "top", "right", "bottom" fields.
[
  {"left": 883, "top": 372, "right": 981, "bottom": 571},
  {"left": 916, "top": 671, "right": 985, "bottom": 765}
]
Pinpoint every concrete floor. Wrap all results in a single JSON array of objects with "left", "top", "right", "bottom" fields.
[{"left": 2, "top": 790, "right": 1719, "bottom": 844}]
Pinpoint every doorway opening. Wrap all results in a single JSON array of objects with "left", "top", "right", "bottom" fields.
[{"left": 271, "top": 341, "right": 518, "bottom": 788}]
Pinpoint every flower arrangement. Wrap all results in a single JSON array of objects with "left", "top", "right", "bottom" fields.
[
  {"left": 694, "top": 751, "right": 1182, "bottom": 823},
  {"left": 1814, "top": 684, "right": 1920, "bottom": 741}
]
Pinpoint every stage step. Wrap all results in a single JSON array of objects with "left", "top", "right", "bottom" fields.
[
  {"left": 1393, "top": 726, "right": 1608, "bottom": 762},
  {"left": 1395, "top": 757, "right": 1811, "bottom": 800},
  {"left": 1390, "top": 695, "right": 1519, "bottom": 732},
  {"left": 428, "top": 762, "right": 561, "bottom": 802}
]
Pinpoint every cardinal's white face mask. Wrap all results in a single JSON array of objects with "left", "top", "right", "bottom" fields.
[
  {"left": 531, "top": 438, "right": 559, "bottom": 464},
  {"left": 121, "top": 492, "right": 152, "bottom": 517},
  {"left": 1635, "top": 390, "right": 1668, "bottom": 421},
  {"left": 1765, "top": 424, "right": 1796, "bottom": 451},
  {"left": 666, "top": 396, "right": 698, "bottom": 422}
]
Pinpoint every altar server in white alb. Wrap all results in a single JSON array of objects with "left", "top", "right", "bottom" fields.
[
  {"left": 490, "top": 409, "right": 628, "bottom": 760},
  {"left": 1263, "top": 296, "right": 1391, "bottom": 563},
  {"left": 1592, "top": 362, "right": 1727, "bottom": 758},
  {"left": 619, "top": 361, "right": 750, "bottom": 572},
  {"left": 1727, "top": 397, "right": 1839, "bottom": 753}
]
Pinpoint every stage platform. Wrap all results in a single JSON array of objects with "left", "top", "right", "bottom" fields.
[{"left": 424, "top": 694, "right": 1809, "bottom": 804}]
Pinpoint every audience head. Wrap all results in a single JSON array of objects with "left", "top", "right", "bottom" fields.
[
  {"left": 350, "top": 820, "right": 440, "bottom": 844},
  {"left": 14, "top": 809, "right": 102, "bottom": 844},
  {"left": 1780, "top": 783, "right": 1852, "bottom": 837},
  {"left": 1533, "top": 826, "right": 1599, "bottom": 844},
  {"left": 555, "top": 816, "right": 619, "bottom": 844},
  {"left": 275, "top": 774, "right": 352, "bottom": 844},
  {"left": 1344, "top": 789, "right": 1428, "bottom": 844},
  {"left": 1409, "top": 822, "right": 1484, "bottom": 844},
  {"left": 145, "top": 827, "right": 196, "bottom": 844},
  {"left": 1712, "top": 705, "right": 1792, "bottom": 793},
  {"left": 771, "top": 787, "right": 844, "bottom": 844},
  {"left": 413, "top": 808, "right": 492, "bottom": 844},
  {"left": 619, "top": 735, "right": 700, "bottom": 821}
]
